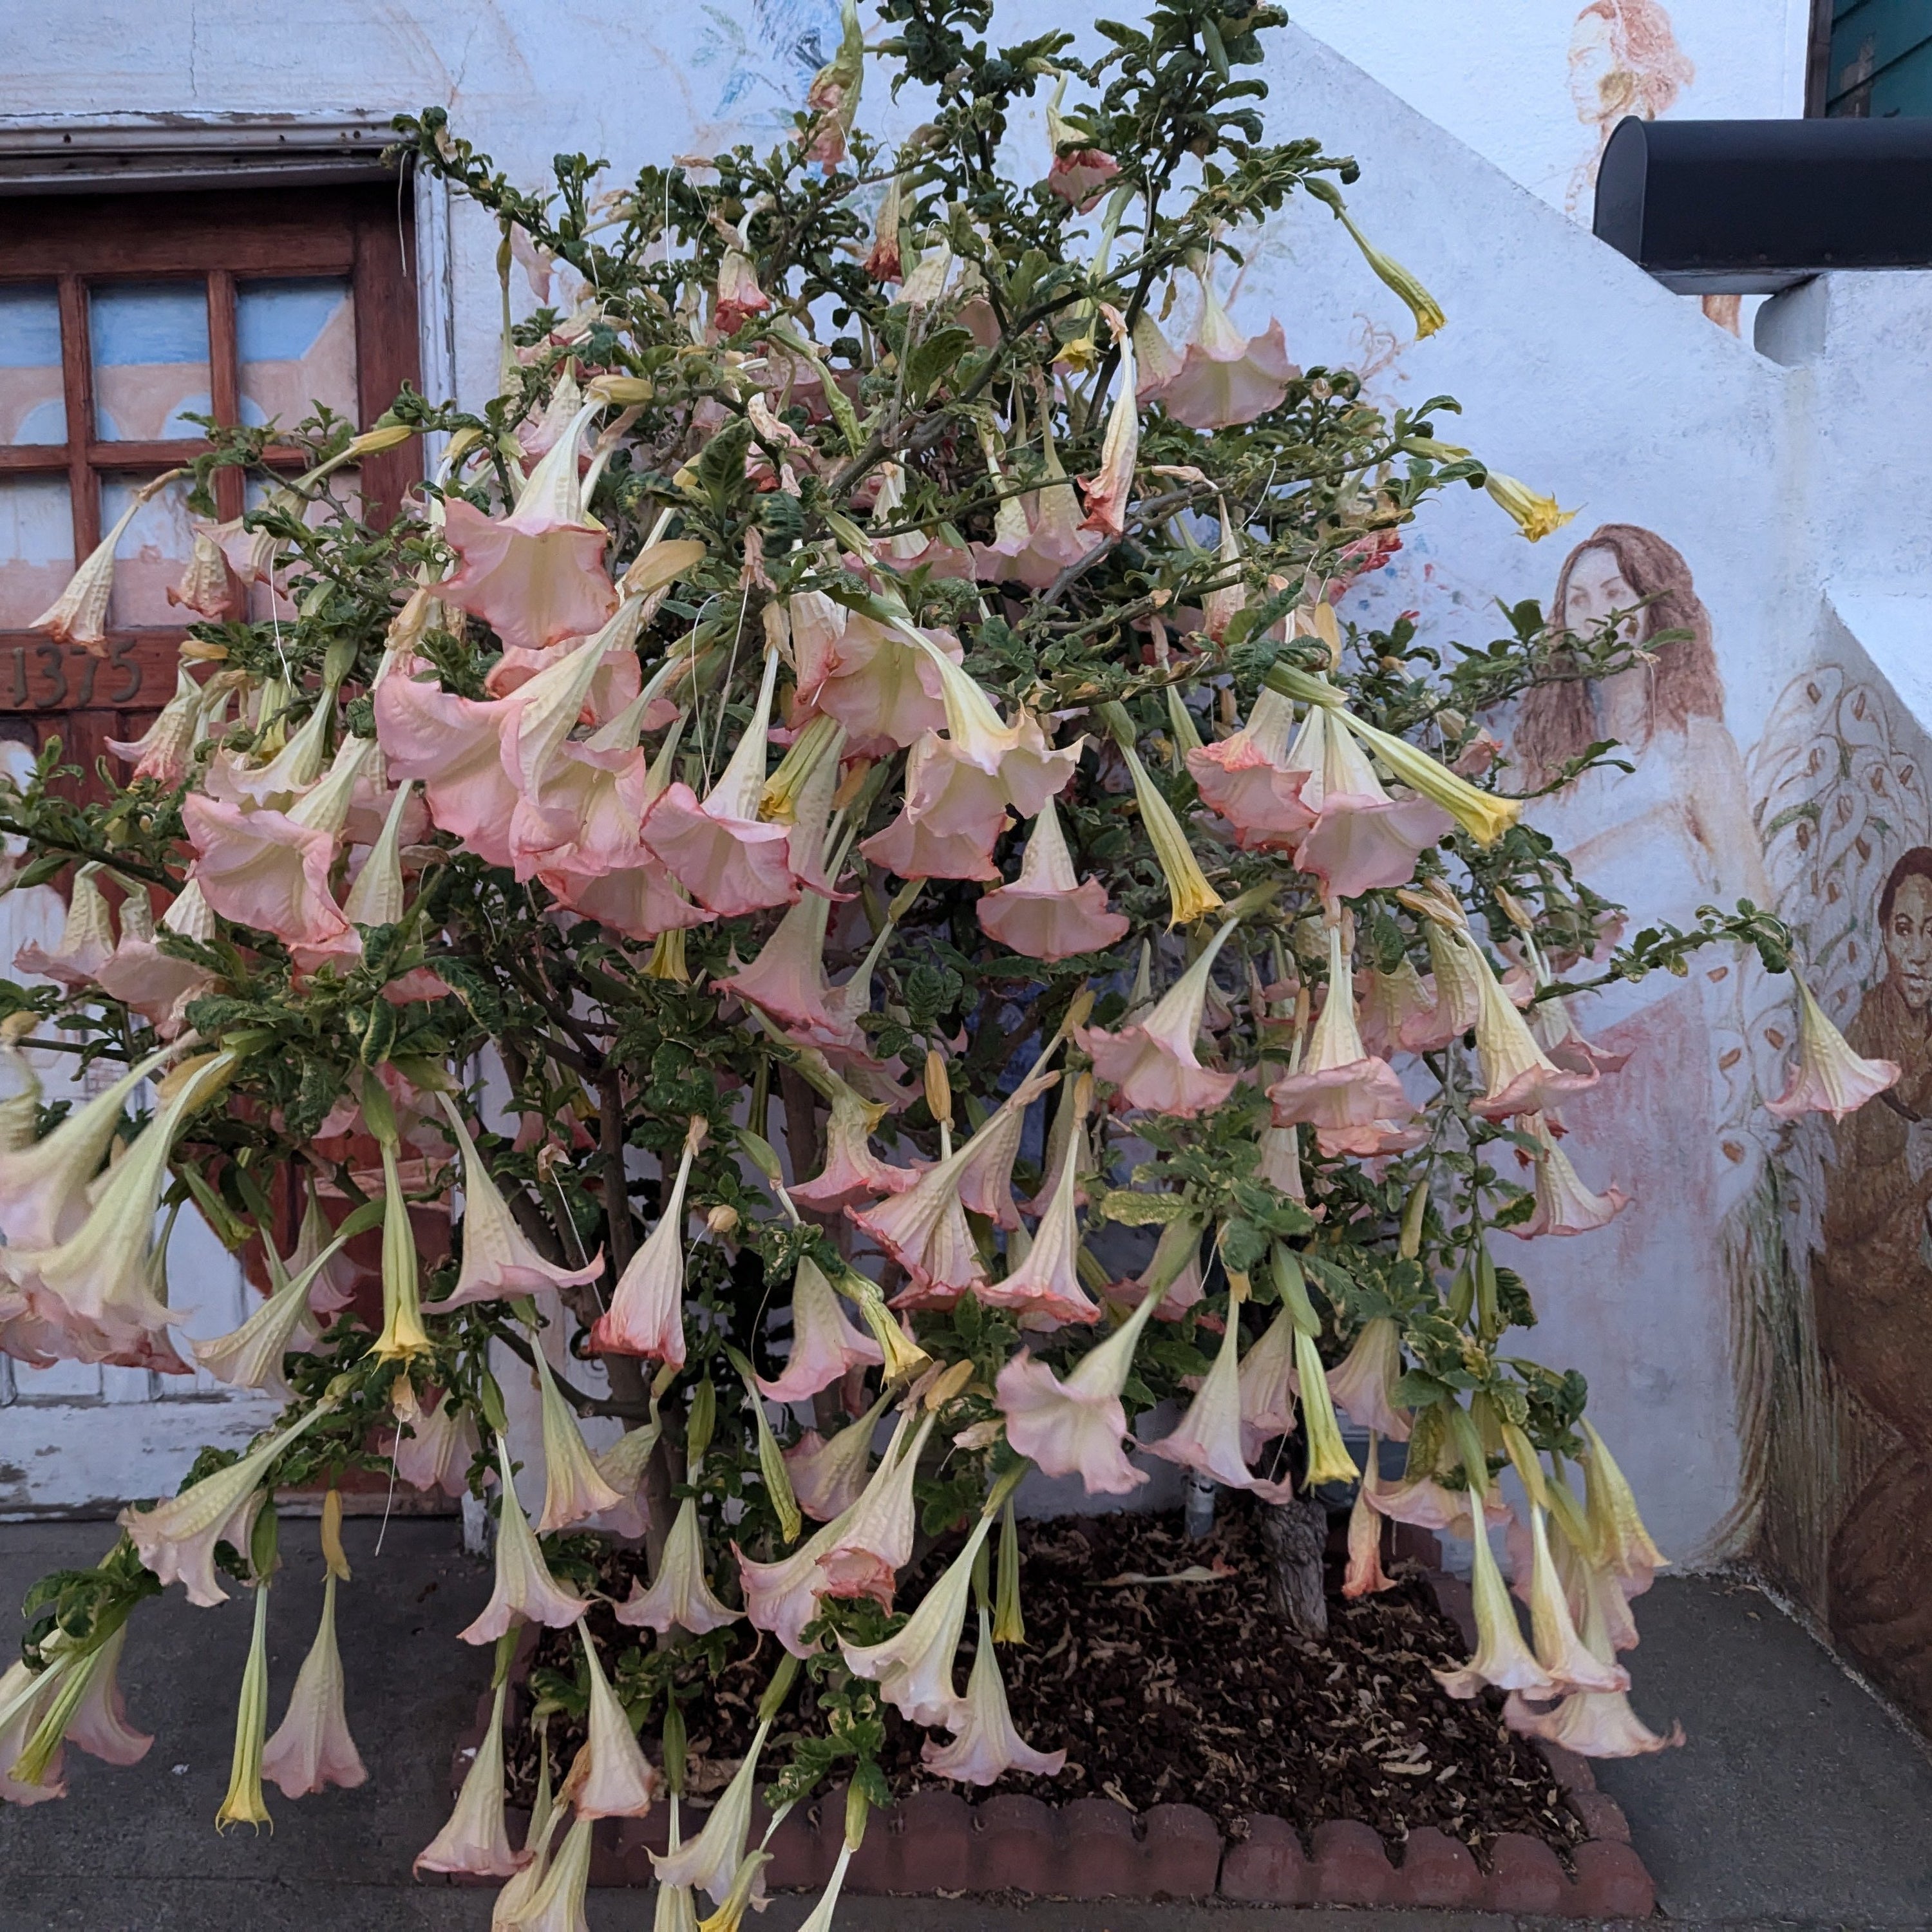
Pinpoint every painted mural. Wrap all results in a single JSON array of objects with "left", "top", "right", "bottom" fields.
[
  {"left": 1739, "top": 665, "right": 1932, "bottom": 1728},
  {"left": 1563, "top": 0, "right": 1696, "bottom": 216}
]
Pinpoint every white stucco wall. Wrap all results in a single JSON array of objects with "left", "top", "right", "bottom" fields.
[
  {"left": 1290, "top": 0, "right": 1814, "bottom": 220},
  {"left": 2, "top": 2, "right": 1928, "bottom": 1562}
]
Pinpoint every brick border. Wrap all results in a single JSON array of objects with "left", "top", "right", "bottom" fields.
[{"left": 443, "top": 1547, "right": 1656, "bottom": 1917}]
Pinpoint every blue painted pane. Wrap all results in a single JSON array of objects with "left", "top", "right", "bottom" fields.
[
  {"left": 88, "top": 282, "right": 211, "bottom": 441},
  {"left": 0, "top": 477, "right": 74, "bottom": 629},
  {"left": 238, "top": 278, "right": 355, "bottom": 430},
  {"left": 100, "top": 474, "right": 194, "bottom": 628},
  {"left": 1828, "top": 0, "right": 1932, "bottom": 115},
  {"left": 1864, "top": 43, "right": 1932, "bottom": 117},
  {"left": 0, "top": 287, "right": 67, "bottom": 445}
]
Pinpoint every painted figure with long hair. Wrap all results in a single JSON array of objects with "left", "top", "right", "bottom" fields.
[
  {"left": 1508, "top": 526, "right": 1770, "bottom": 1558},
  {"left": 1564, "top": 0, "right": 1695, "bottom": 215},
  {"left": 1813, "top": 848, "right": 1932, "bottom": 1719}
]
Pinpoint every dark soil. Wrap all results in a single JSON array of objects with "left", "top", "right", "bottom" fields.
[{"left": 505, "top": 1501, "right": 1584, "bottom": 1862}]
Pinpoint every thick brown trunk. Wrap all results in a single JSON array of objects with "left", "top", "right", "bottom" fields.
[{"left": 1259, "top": 1495, "right": 1330, "bottom": 1639}]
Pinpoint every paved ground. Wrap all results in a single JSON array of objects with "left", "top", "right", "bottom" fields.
[{"left": 3, "top": 1517, "right": 1930, "bottom": 1931}]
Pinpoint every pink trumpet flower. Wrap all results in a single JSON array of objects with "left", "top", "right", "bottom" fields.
[
  {"left": 573, "top": 1620, "right": 663, "bottom": 1817},
  {"left": 1356, "top": 955, "right": 1434, "bottom": 1059},
  {"left": 971, "top": 413, "right": 1101, "bottom": 591},
  {"left": 0, "top": 1660, "right": 69, "bottom": 1804},
  {"left": 643, "top": 634, "right": 796, "bottom": 916},
  {"left": 1043, "top": 75, "right": 1119, "bottom": 212},
  {"left": 956, "top": 1094, "right": 1031, "bottom": 1231},
  {"left": 789, "top": 1078, "right": 919, "bottom": 1214},
  {"left": 1269, "top": 923, "right": 1423, "bottom": 1157},
  {"left": 784, "top": 1392, "right": 892, "bottom": 1522},
  {"left": 589, "top": 1118, "right": 702, "bottom": 1363},
  {"left": 923, "top": 1607, "right": 1067, "bottom": 1783},
  {"left": 996, "top": 1276, "right": 1163, "bottom": 1494},
  {"left": 615, "top": 1495, "right": 742, "bottom": 1637},
  {"left": 1153, "top": 271, "right": 1297, "bottom": 430},
  {"left": 1510, "top": 1113, "right": 1629, "bottom": 1238},
  {"left": 192, "top": 1222, "right": 354, "bottom": 1400},
  {"left": 0, "top": 1038, "right": 180, "bottom": 1253},
  {"left": 1343, "top": 1455, "right": 1397, "bottom": 1599},
  {"left": 532, "top": 1343, "right": 624, "bottom": 1533},
  {"left": 1581, "top": 1419, "right": 1669, "bottom": 1595},
  {"left": 816, "top": 1410, "right": 936, "bottom": 1605},
  {"left": 167, "top": 520, "right": 243, "bottom": 619},
  {"left": 57, "top": 1622, "right": 151, "bottom": 1768},
  {"left": 1290, "top": 703, "right": 1452, "bottom": 900},
  {"left": 976, "top": 1089, "right": 1101, "bottom": 1329},
  {"left": 652, "top": 1716, "right": 775, "bottom": 1910},
  {"left": 374, "top": 661, "right": 523, "bottom": 870},
  {"left": 106, "top": 659, "right": 207, "bottom": 785},
  {"left": 261, "top": 1573, "right": 368, "bottom": 1797},
  {"left": 433, "top": 1095, "right": 604, "bottom": 1309},
  {"left": 791, "top": 593, "right": 954, "bottom": 755},
  {"left": 458, "top": 1435, "right": 591, "bottom": 1643},
  {"left": 1522, "top": 1503, "right": 1629, "bottom": 1694},
  {"left": 859, "top": 743, "right": 1008, "bottom": 883},
  {"left": 391, "top": 1388, "right": 482, "bottom": 1496},
  {"left": 1325, "top": 1316, "right": 1412, "bottom": 1441},
  {"left": 416, "top": 1681, "right": 526, "bottom": 1875},
  {"left": 977, "top": 798, "right": 1128, "bottom": 962},
  {"left": 184, "top": 735, "right": 374, "bottom": 965},
  {"left": 1363, "top": 1459, "right": 1510, "bottom": 1543},
  {"left": 439, "top": 398, "right": 618, "bottom": 650},
  {"left": 1235, "top": 1302, "right": 1300, "bottom": 1459},
  {"left": 1048, "top": 146, "right": 1120, "bottom": 213},
  {"left": 1503, "top": 1570, "right": 1683, "bottom": 1757},
  {"left": 1434, "top": 1482, "right": 1557, "bottom": 1701},
  {"left": 851, "top": 1066, "right": 1056, "bottom": 1301},
  {"left": 892, "top": 617, "right": 1083, "bottom": 817},
  {"left": 1146, "top": 1298, "right": 1298, "bottom": 1501},
  {"left": 1399, "top": 920, "right": 1488, "bottom": 1052},
  {"left": 29, "top": 478, "right": 160, "bottom": 648},
  {"left": 737, "top": 1512, "right": 855, "bottom": 1655},
  {"left": 842, "top": 1508, "right": 994, "bottom": 1728},
  {"left": 1078, "top": 918, "right": 1241, "bottom": 1118},
  {"left": 1078, "top": 312, "right": 1140, "bottom": 540},
  {"left": 755, "top": 1256, "right": 884, "bottom": 1403},
  {"left": 718, "top": 891, "right": 842, "bottom": 1039},
  {"left": 1463, "top": 929, "right": 1598, "bottom": 1121},
  {"left": 14, "top": 864, "right": 115, "bottom": 989},
  {"left": 1766, "top": 974, "right": 1900, "bottom": 1121},
  {"left": 93, "top": 880, "right": 216, "bottom": 1036},
  {"left": 715, "top": 244, "right": 771, "bottom": 337},
  {"left": 1527, "top": 978, "right": 1629, "bottom": 1077},
  {"left": 204, "top": 691, "right": 332, "bottom": 811},
  {"left": 512, "top": 1808, "right": 595, "bottom": 1931},
  {"left": 585, "top": 1416, "right": 662, "bottom": 1544},
  {"left": 1186, "top": 688, "right": 1316, "bottom": 853},
  {"left": 121, "top": 1399, "right": 332, "bottom": 1608}
]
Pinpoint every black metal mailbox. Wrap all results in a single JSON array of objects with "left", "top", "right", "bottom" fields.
[{"left": 1594, "top": 115, "right": 1932, "bottom": 294}]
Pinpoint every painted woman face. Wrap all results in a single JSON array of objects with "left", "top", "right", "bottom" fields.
[
  {"left": 1558, "top": 545, "right": 1643, "bottom": 647},
  {"left": 1885, "top": 873, "right": 1932, "bottom": 1014}
]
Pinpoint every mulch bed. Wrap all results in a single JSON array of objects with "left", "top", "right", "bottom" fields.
[{"left": 507, "top": 1499, "right": 1584, "bottom": 1863}]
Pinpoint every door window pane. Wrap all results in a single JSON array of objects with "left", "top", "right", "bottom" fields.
[
  {"left": 238, "top": 277, "right": 357, "bottom": 430},
  {"left": 102, "top": 474, "right": 195, "bottom": 627},
  {"left": 90, "top": 282, "right": 211, "bottom": 442},
  {"left": 0, "top": 285, "right": 68, "bottom": 446},
  {"left": 0, "top": 476, "right": 74, "bottom": 628}
]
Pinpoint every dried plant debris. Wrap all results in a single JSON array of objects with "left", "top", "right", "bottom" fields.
[{"left": 504, "top": 1502, "right": 1582, "bottom": 1864}]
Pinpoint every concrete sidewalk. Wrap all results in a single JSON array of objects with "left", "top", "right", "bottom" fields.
[{"left": 2, "top": 1518, "right": 1929, "bottom": 1931}]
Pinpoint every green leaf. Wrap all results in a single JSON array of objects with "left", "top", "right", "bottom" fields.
[
  {"left": 1094, "top": 1188, "right": 1189, "bottom": 1227},
  {"left": 904, "top": 325, "right": 974, "bottom": 401}
]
